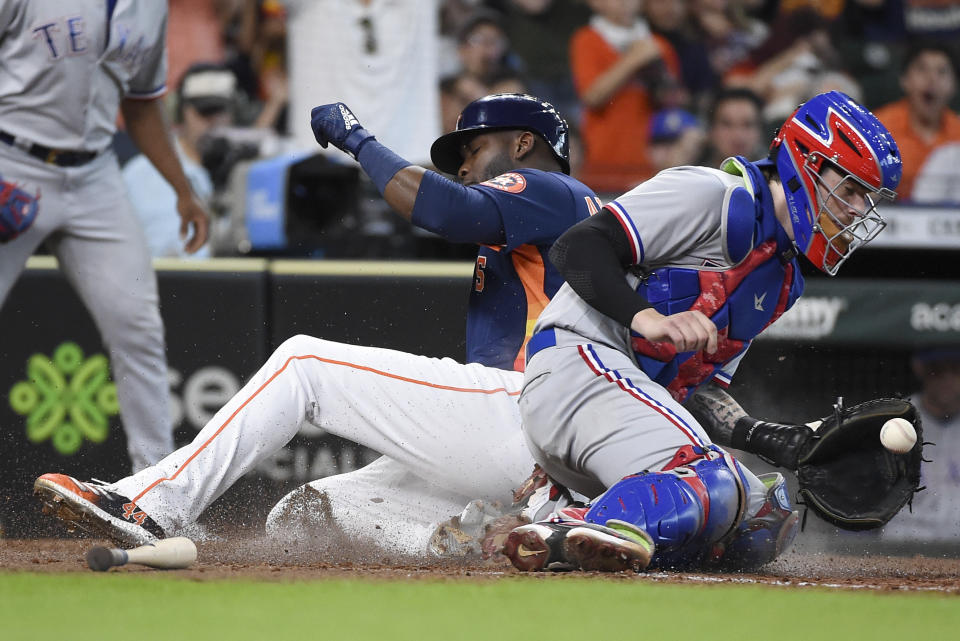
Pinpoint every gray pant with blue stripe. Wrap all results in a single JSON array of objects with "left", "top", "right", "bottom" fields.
[{"left": 519, "top": 336, "right": 765, "bottom": 508}]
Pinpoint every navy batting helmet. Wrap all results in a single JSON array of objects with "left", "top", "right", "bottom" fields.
[{"left": 430, "top": 93, "right": 570, "bottom": 175}]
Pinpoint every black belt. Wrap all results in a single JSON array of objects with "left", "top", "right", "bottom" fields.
[
  {"left": 0, "top": 130, "right": 98, "bottom": 167},
  {"left": 525, "top": 328, "right": 557, "bottom": 364}
]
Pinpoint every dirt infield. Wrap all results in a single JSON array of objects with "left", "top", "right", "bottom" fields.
[{"left": 3, "top": 537, "right": 960, "bottom": 593}]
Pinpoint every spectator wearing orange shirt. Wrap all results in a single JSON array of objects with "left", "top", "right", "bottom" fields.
[
  {"left": 873, "top": 43, "right": 960, "bottom": 202},
  {"left": 570, "top": 0, "right": 681, "bottom": 195}
]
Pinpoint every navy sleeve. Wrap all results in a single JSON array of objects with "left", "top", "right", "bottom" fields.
[
  {"left": 477, "top": 170, "right": 583, "bottom": 251},
  {"left": 549, "top": 209, "right": 652, "bottom": 327},
  {"left": 410, "top": 171, "right": 506, "bottom": 245}
]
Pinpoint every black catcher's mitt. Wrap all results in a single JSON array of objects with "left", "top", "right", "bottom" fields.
[{"left": 733, "top": 398, "right": 924, "bottom": 531}]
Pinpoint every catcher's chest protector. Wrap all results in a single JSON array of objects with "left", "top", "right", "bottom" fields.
[
  {"left": 632, "top": 242, "right": 803, "bottom": 402},
  {"left": 630, "top": 159, "right": 804, "bottom": 402}
]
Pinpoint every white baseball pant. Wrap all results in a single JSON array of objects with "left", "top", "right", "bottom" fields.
[
  {"left": 111, "top": 334, "right": 534, "bottom": 552},
  {"left": 266, "top": 456, "right": 487, "bottom": 556}
]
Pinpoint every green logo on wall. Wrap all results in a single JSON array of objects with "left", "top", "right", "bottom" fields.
[{"left": 8, "top": 342, "right": 119, "bottom": 455}]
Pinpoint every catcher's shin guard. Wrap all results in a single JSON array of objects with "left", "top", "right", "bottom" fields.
[
  {"left": 584, "top": 446, "right": 748, "bottom": 563},
  {"left": 706, "top": 472, "right": 799, "bottom": 570}
]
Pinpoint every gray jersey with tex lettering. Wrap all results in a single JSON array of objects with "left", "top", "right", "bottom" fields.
[
  {"left": 0, "top": 0, "right": 168, "bottom": 152},
  {"left": 534, "top": 165, "right": 750, "bottom": 382}
]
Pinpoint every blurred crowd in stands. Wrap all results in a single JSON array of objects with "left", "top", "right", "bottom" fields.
[{"left": 120, "top": 0, "right": 960, "bottom": 259}]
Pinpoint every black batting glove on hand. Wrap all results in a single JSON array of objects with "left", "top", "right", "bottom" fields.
[{"left": 310, "top": 103, "right": 375, "bottom": 158}]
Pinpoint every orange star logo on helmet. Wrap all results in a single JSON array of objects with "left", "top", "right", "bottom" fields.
[{"left": 480, "top": 172, "right": 527, "bottom": 193}]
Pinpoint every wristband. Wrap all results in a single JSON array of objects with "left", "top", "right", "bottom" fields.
[
  {"left": 342, "top": 125, "right": 375, "bottom": 158},
  {"left": 357, "top": 139, "right": 412, "bottom": 193}
]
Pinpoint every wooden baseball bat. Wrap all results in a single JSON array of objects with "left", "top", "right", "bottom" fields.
[{"left": 86, "top": 537, "right": 197, "bottom": 571}]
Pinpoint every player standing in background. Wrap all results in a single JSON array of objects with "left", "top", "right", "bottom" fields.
[
  {"left": 123, "top": 63, "right": 239, "bottom": 259},
  {"left": 504, "top": 91, "right": 903, "bottom": 572},
  {"left": 34, "top": 94, "right": 601, "bottom": 558},
  {"left": 0, "top": 1, "right": 209, "bottom": 472}
]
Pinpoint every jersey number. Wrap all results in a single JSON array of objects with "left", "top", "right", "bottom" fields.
[
  {"left": 584, "top": 196, "right": 603, "bottom": 216},
  {"left": 474, "top": 256, "right": 487, "bottom": 292}
]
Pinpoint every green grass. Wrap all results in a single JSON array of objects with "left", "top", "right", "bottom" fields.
[{"left": 2, "top": 573, "right": 957, "bottom": 640}]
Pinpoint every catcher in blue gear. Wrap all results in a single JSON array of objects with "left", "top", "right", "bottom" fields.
[{"left": 499, "top": 91, "right": 921, "bottom": 573}]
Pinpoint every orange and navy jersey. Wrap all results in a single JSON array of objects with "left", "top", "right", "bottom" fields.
[{"left": 467, "top": 169, "right": 600, "bottom": 371}]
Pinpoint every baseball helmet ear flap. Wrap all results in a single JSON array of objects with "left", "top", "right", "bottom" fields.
[{"left": 430, "top": 93, "right": 570, "bottom": 175}]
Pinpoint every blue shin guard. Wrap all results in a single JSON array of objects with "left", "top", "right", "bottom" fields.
[
  {"left": 706, "top": 472, "right": 799, "bottom": 571},
  {"left": 584, "top": 447, "right": 748, "bottom": 567}
]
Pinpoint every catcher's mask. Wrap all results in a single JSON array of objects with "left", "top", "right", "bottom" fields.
[{"left": 768, "top": 91, "right": 901, "bottom": 275}]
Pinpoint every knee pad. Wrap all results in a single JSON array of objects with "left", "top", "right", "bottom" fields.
[{"left": 584, "top": 447, "right": 748, "bottom": 555}]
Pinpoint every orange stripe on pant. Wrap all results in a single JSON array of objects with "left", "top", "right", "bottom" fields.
[{"left": 131, "top": 353, "right": 522, "bottom": 504}]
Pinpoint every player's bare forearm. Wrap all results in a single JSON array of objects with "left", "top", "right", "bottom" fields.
[
  {"left": 684, "top": 383, "right": 748, "bottom": 446},
  {"left": 121, "top": 97, "right": 194, "bottom": 199},
  {"left": 382, "top": 165, "right": 427, "bottom": 221},
  {"left": 121, "top": 97, "right": 210, "bottom": 252},
  {"left": 687, "top": 383, "right": 814, "bottom": 469}
]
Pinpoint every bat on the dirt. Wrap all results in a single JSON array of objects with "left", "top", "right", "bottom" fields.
[{"left": 86, "top": 537, "right": 197, "bottom": 572}]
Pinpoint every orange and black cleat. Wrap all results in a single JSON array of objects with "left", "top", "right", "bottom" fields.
[{"left": 33, "top": 474, "right": 164, "bottom": 547}]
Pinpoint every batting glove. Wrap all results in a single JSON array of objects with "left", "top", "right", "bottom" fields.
[{"left": 310, "top": 103, "right": 375, "bottom": 158}]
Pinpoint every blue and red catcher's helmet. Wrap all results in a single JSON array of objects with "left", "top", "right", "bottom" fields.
[
  {"left": 430, "top": 93, "right": 570, "bottom": 175},
  {"left": 769, "top": 91, "right": 902, "bottom": 275}
]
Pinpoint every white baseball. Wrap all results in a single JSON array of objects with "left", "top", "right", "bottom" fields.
[{"left": 880, "top": 418, "right": 917, "bottom": 454}]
